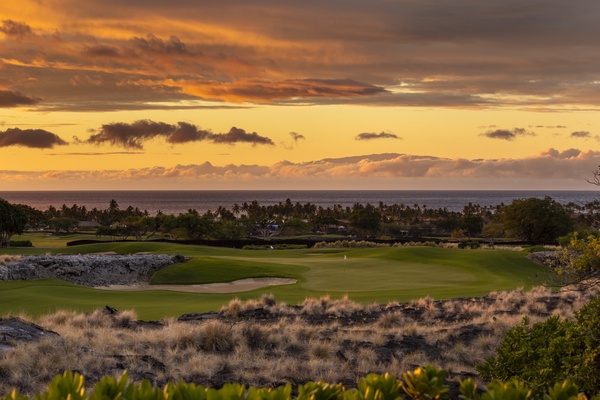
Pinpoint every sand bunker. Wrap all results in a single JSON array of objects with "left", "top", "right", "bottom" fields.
[{"left": 96, "top": 277, "right": 297, "bottom": 294}]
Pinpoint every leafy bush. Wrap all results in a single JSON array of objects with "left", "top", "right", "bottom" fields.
[
  {"left": 522, "top": 245, "right": 556, "bottom": 254},
  {"left": 477, "top": 295, "right": 600, "bottom": 397},
  {"left": 3, "top": 366, "right": 598, "bottom": 400},
  {"left": 401, "top": 366, "right": 449, "bottom": 400},
  {"left": 458, "top": 240, "right": 480, "bottom": 249}
]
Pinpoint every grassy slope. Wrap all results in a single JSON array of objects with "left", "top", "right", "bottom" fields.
[{"left": 0, "top": 238, "right": 550, "bottom": 320}]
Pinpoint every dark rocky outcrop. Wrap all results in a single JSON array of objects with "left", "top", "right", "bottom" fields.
[
  {"left": 527, "top": 251, "right": 559, "bottom": 267},
  {"left": 0, "top": 254, "right": 186, "bottom": 287},
  {"left": 0, "top": 317, "right": 59, "bottom": 353}
]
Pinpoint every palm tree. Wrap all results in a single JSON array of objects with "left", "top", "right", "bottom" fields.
[
  {"left": 241, "top": 202, "right": 250, "bottom": 216},
  {"left": 108, "top": 199, "right": 119, "bottom": 213}
]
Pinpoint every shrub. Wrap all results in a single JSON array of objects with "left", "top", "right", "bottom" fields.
[
  {"left": 477, "top": 295, "right": 600, "bottom": 397},
  {"left": 401, "top": 366, "right": 449, "bottom": 400},
  {"left": 458, "top": 240, "right": 480, "bottom": 249},
  {"left": 220, "top": 298, "right": 244, "bottom": 318},
  {"left": 522, "top": 245, "right": 557, "bottom": 254},
  {"left": 198, "top": 320, "right": 236, "bottom": 352},
  {"left": 241, "top": 324, "right": 269, "bottom": 351}
]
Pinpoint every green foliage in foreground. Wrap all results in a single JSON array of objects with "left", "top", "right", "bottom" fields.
[
  {"left": 478, "top": 295, "right": 600, "bottom": 397},
  {"left": 4, "top": 366, "right": 599, "bottom": 400}
]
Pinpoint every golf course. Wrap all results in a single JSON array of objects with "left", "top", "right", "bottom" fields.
[{"left": 0, "top": 234, "right": 551, "bottom": 320}]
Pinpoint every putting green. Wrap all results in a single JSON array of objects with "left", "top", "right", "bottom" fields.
[{"left": 300, "top": 257, "right": 475, "bottom": 291}]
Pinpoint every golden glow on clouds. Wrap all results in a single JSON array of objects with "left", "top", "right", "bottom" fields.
[
  {"left": 0, "top": 149, "right": 597, "bottom": 190},
  {"left": 1, "top": 0, "right": 599, "bottom": 189}
]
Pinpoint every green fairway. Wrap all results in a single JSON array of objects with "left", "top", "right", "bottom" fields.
[
  {"left": 9, "top": 232, "right": 108, "bottom": 249},
  {"left": 0, "top": 239, "right": 551, "bottom": 320}
]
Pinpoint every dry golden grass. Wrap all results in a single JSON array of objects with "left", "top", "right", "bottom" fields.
[
  {"left": 1, "top": 285, "right": 598, "bottom": 396},
  {"left": 0, "top": 255, "right": 21, "bottom": 265}
]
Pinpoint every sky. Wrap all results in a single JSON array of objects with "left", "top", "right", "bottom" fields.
[{"left": 1, "top": 0, "right": 600, "bottom": 191}]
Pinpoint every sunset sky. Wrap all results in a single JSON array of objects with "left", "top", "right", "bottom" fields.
[{"left": 1, "top": 0, "right": 599, "bottom": 190}]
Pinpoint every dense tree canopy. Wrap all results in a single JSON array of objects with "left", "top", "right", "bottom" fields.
[
  {"left": 349, "top": 204, "right": 381, "bottom": 237},
  {"left": 497, "top": 197, "right": 573, "bottom": 242},
  {"left": 0, "top": 198, "right": 28, "bottom": 247}
]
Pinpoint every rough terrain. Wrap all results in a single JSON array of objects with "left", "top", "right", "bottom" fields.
[{"left": 0, "top": 254, "right": 186, "bottom": 287}]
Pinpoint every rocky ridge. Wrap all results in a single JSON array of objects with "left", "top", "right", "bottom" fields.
[{"left": 0, "top": 254, "right": 186, "bottom": 287}]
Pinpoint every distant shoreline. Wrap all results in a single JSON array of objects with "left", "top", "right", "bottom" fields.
[{"left": 0, "top": 189, "right": 596, "bottom": 215}]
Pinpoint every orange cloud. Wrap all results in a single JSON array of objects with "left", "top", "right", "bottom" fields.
[
  {"left": 2, "top": 0, "right": 600, "bottom": 112},
  {"left": 168, "top": 78, "right": 386, "bottom": 103},
  {"left": 0, "top": 89, "right": 39, "bottom": 107}
]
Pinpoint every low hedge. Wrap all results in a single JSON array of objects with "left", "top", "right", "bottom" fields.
[{"left": 8, "top": 240, "right": 33, "bottom": 247}]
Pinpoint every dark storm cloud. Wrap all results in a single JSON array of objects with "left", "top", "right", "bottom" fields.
[
  {"left": 356, "top": 132, "right": 401, "bottom": 141},
  {"left": 0, "top": 128, "right": 68, "bottom": 149},
  {"left": 0, "top": 20, "right": 33, "bottom": 38},
  {"left": 0, "top": 90, "right": 40, "bottom": 107},
  {"left": 82, "top": 120, "right": 274, "bottom": 148},
  {"left": 481, "top": 128, "right": 536, "bottom": 141},
  {"left": 570, "top": 131, "right": 591, "bottom": 138},
  {"left": 211, "top": 127, "right": 275, "bottom": 146}
]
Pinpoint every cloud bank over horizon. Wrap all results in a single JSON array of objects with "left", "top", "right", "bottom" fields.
[{"left": 1, "top": 149, "right": 598, "bottom": 190}]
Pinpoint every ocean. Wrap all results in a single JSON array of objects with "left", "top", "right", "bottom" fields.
[{"left": 0, "top": 190, "right": 598, "bottom": 215}]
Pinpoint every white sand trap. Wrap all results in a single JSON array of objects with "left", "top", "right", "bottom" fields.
[{"left": 96, "top": 277, "right": 297, "bottom": 293}]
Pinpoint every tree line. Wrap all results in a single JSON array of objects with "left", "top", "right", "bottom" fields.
[{"left": 1, "top": 195, "right": 595, "bottom": 245}]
